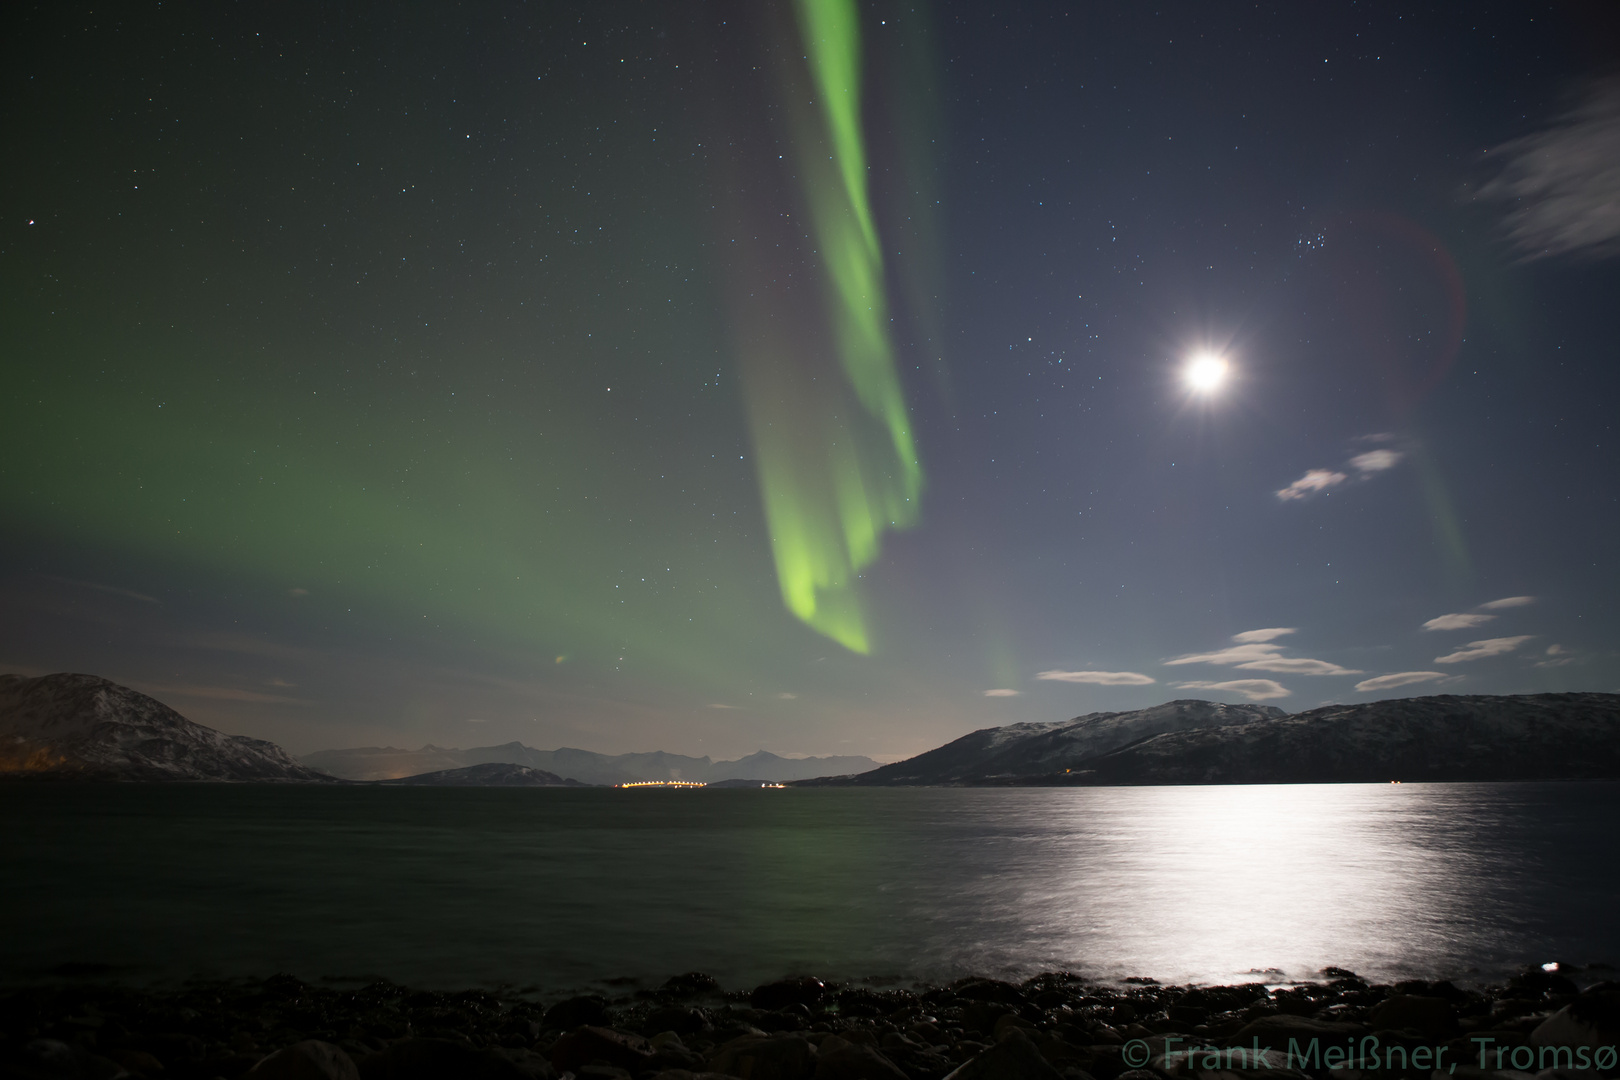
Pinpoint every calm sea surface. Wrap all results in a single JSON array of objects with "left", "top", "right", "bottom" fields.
[{"left": 3, "top": 782, "right": 1617, "bottom": 991}]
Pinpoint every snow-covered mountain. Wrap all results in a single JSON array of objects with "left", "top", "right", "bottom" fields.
[
  {"left": 0, "top": 672, "right": 333, "bottom": 782},
  {"left": 1051, "top": 692, "right": 1620, "bottom": 785},
  {"left": 812, "top": 699, "right": 1285, "bottom": 785},
  {"left": 802, "top": 694, "right": 1620, "bottom": 786}
]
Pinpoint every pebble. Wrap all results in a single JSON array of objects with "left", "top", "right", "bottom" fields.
[{"left": 1, "top": 965, "right": 1613, "bottom": 1080}]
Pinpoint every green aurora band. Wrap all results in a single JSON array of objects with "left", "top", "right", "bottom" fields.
[{"left": 748, "top": 0, "right": 922, "bottom": 655}]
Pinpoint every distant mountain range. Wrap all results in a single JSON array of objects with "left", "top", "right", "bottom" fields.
[
  {"left": 8, "top": 672, "right": 1617, "bottom": 788},
  {"left": 800, "top": 693, "right": 1620, "bottom": 786},
  {"left": 0, "top": 673, "right": 332, "bottom": 782},
  {"left": 377, "top": 762, "right": 590, "bottom": 787},
  {"left": 299, "top": 742, "right": 881, "bottom": 785}
]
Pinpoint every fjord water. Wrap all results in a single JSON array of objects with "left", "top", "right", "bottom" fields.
[{"left": 3, "top": 783, "right": 1616, "bottom": 990}]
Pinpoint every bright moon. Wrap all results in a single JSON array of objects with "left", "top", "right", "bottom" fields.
[{"left": 1185, "top": 353, "right": 1228, "bottom": 393}]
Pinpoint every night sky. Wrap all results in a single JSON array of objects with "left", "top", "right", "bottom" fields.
[{"left": 4, "top": 2, "right": 1617, "bottom": 762}]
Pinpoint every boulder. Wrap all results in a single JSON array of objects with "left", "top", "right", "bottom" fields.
[
  {"left": 645, "top": 1007, "right": 713, "bottom": 1037},
  {"left": 1531, "top": 989, "right": 1620, "bottom": 1052},
  {"left": 994, "top": 1015, "right": 1039, "bottom": 1041},
  {"left": 960, "top": 1002, "right": 1016, "bottom": 1036},
  {"left": 549, "top": 1027, "right": 657, "bottom": 1074},
  {"left": 104, "top": 1049, "right": 165, "bottom": 1077},
  {"left": 9, "top": 1039, "right": 130, "bottom": 1080},
  {"left": 249, "top": 1041, "right": 359, "bottom": 1080},
  {"left": 545, "top": 996, "right": 613, "bottom": 1031},
  {"left": 813, "top": 1036, "right": 908, "bottom": 1080},
  {"left": 751, "top": 979, "right": 827, "bottom": 1012},
  {"left": 943, "top": 1030, "right": 1064, "bottom": 1080},
  {"left": 1228, "top": 1014, "right": 1366, "bottom": 1051},
  {"left": 708, "top": 1034, "right": 817, "bottom": 1080},
  {"left": 357, "top": 1037, "right": 554, "bottom": 1080},
  {"left": 1367, "top": 994, "right": 1460, "bottom": 1036}
]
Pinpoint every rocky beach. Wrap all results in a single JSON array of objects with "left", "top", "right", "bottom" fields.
[{"left": 5, "top": 965, "right": 1618, "bottom": 1080}]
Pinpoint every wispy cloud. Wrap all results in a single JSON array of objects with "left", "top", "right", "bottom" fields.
[
  {"left": 706, "top": 703, "right": 740, "bottom": 710},
  {"left": 776, "top": 692, "right": 798, "bottom": 700},
  {"left": 1536, "top": 644, "right": 1575, "bottom": 669},
  {"left": 1036, "top": 670, "right": 1156, "bottom": 686},
  {"left": 1233, "top": 627, "right": 1296, "bottom": 644},
  {"left": 1175, "top": 679, "right": 1290, "bottom": 701},
  {"left": 1434, "top": 636, "right": 1534, "bottom": 664},
  {"left": 1276, "top": 469, "right": 1347, "bottom": 501},
  {"left": 1237, "top": 657, "right": 1361, "bottom": 675},
  {"left": 46, "top": 576, "right": 160, "bottom": 605},
  {"left": 1350, "top": 449, "right": 1403, "bottom": 474},
  {"left": 1423, "top": 613, "right": 1496, "bottom": 631},
  {"left": 1480, "top": 595, "right": 1536, "bottom": 610},
  {"left": 1355, "top": 671, "right": 1450, "bottom": 692},
  {"left": 1164, "top": 639, "right": 1357, "bottom": 675},
  {"left": 1277, "top": 439, "right": 1407, "bottom": 502},
  {"left": 140, "top": 683, "right": 313, "bottom": 706},
  {"left": 1164, "top": 643, "right": 1287, "bottom": 666},
  {"left": 1477, "top": 78, "right": 1620, "bottom": 260},
  {"left": 983, "top": 688, "right": 1022, "bottom": 697}
]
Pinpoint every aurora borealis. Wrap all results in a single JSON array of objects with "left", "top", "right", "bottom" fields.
[
  {"left": 3, "top": 2, "right": 1618, "bottom": 760},
  {"left": 734, "top": 0, "right": 922, "bottom": 655}
]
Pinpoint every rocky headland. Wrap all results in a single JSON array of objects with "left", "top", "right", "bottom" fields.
[
  {"left": 3, "top": 965, "right": 1617, "bottom": 1080},
  {"left": 0, "top": 673, "right": 332, "bottom": 783}
]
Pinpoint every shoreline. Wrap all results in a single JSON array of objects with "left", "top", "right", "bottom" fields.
[{"left": 5, "top": 965, "right": 1617, "bottom": 1080}]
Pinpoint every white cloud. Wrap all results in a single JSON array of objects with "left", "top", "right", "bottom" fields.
[
  {"left": 1036, "top": 670, "right": 1156, "bottom": 686},
  {"left": 1174, "top": 679, "right": 1291, "bottom": 701},
  {"left": 1423, "top": 613, "right": 1496, "bottom": 631},
  {"left": 1434, "top": 636, "right": 1534, "bottom": 664},
  {"left": 776, "top": 692, "right": 798, "bottom": 699},
  {"left": 1355, "top": 671, "right": 1450, "bottom": 692},
  {"left": 1350, "top": 449, "right": 1403, "bottom": 474},
  {"left": 1276, "top": 469, "right": 1347, "bottom": 501},
  {"left": 1480, "top": 595, "right": 1536, "bottom": 610},
  {"left": 1236, "top": 657, "right": 1362, "bottom": 676},
  {"left": 1168, "top": 633, "right": 1355, "bottom": 676},
  {"left": 1535, "top": 645, "right": 1574, "bottom": 669},
  {"left": 707, "top": 703, "right": 740, "bottom": 709},
  {"left": 983, "top": 688, "right": 1022, "bottom": 697},
  {"left": 1477, "top": 78, "right": 1620, "bottom": 260},
  {"left": 1164, "top": 643, "right": 1287, "bottom": 666},
  {"left": 1233, "top": 627, "right": 1296, "bottom": 644}
]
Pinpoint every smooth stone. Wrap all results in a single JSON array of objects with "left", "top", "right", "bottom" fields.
[
  {"left": 1368, "top": 994, "right": 1461, "bottom": 1037},
  {"left": 708, "top": 1034, "right": 818, "bottom": 1080},
  {"left": 549, "top": 1026, "right": 656, "bottom": 1074},
  {"left": 943, "top": 1030, "right": 1064, "bottom": 1080},
  {"left": 357, "top": 1037, "right": 554, "bottom": 1080},
  {"left": 813, "top": 1036, "right": 908, "bottom": 1080},
  {"left": 249, "top": 1041, "right": 360, "bottom": 1080}
]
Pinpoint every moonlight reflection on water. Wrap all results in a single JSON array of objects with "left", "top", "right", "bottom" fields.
[{"left": 1, "top": 782, "right": 1613, "bottom": 989}]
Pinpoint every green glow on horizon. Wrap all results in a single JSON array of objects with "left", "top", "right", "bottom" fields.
[{"left": 750, "top": 0, "right": 922, "bottom": 654}]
